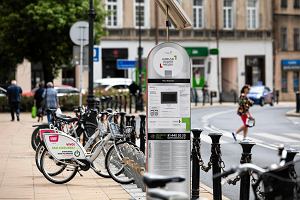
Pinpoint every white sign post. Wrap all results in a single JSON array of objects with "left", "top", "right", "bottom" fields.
[
  {"left": 147, "top": 42, "right": 191, "bottom": 197},
  {"left": 70, "top": 21, "right": 89, "bottom": 106}
]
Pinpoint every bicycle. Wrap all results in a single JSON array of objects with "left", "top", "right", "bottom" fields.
[
  {"left": 143, "top": 173, "right": 189, "bottom": 200},
  {"left": 214, "top": 159, "right": 300, "bottom": 200},
  {"left": 38, "top": 111, "right": 136, "bottom": 184}
]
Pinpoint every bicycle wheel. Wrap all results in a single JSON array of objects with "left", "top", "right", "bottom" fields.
[
  {"left": 105, "top": 141, "right": 135, "bottom": 184},
  {"left": 90, "top": 140, "right": 112, "bottom": 178},
  {"left": 31, "top": 124, "right": 49, "bottom": 150},
  {"left": 40, "top": 149, "right": 78, "bottom": 184},
  {"left": 35, "top": 144, "right": 66, "bottom": 176}
]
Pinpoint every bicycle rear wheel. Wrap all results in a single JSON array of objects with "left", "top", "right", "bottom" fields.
[
  {"left": 105, "top": 141, "right": 135, "bottom": 184},
  {"left": 40, "top": 149, "right": 78, "bottom": 184}
]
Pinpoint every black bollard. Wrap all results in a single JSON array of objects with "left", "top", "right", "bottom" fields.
[
  {"left": 139, "top": 114, "right": 146, "bottom": 153},
  {"left": 296, "top": 92, "right": 300, "bottom": 113},
  {"left": 208, "top": 133, "right": 223, "bottom": 200},
  {"left": 101, "top": 97, "right": 105, "bottom": 111},
  {"left": 210, "top": 91, "right": 213, "bottom": 105},
  {"left": 276, "top": 90, "right": 280, "bottom": 104},
  {"left": 239, "top": 141, "right": 256, "bottom": 200},
  {"left": 119, "top": 112, "right": 126, "bottom": 135},
  {"left": 124, "top": 95, "right": 127, "bottom": 113},
  {"left": 105, "top": 96, "right": 110, "bottom": 109},
  {"left": 191, "top": 128, "right": 203, "bottom": 199},
  {"left": 125, "top": 115, "right": 131, "bottom": 126},
  {"left": 219, "top": 92, "right": 222, "bottom": 104},
  {"left": 119, "top": 95, "right": 122, "bottom": 112},
  {"left": 114, "top": 95, "right": 118, "bottom": 111},
  {"left": 130, "top": 116, "right": 136, "bottom": 144},
  {"left": 129, "top": 95, "right": 132, "bottom": 114}
]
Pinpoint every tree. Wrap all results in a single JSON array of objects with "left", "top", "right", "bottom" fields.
[{"left": 0, "top": 0, "right": 106, "bottom": 84}]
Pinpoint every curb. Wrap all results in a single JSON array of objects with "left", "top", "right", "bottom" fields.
[{"left": 286, "top": 109, "right": 300, "bottom": 117}]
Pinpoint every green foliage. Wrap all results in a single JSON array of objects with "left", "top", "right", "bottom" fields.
[{"left": 0, "top": 0, "right": 106, "bottom": 83}]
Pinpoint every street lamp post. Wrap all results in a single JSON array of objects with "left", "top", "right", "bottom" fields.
[
  {"left": 138, "top": 1, "right": 144, "bottom": 111},
  {"left": 87, "top": 0, "right": 96, "bottom": 108}
]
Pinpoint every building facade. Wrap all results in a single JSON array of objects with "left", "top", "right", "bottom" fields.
[
  {"left": 99, "top": 0, "right": 273, "bottom": 101},
  {"left": 273, "top": 0, "right": 300, "bottom": 101}
]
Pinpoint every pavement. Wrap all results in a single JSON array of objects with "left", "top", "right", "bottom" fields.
[{"left": 0, "top": 112, "right": 216, "bottom": 200}]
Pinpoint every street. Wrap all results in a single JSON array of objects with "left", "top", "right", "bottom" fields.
[{"left": 191, "top": 104, "right": 300, "bottom": 200}]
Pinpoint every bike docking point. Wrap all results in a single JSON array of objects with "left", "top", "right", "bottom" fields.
[
  {"left": 239, "top": 140, "right": 256, "bottom": 200},
  {"left": 208, "top": 132, "right": 223, "bottom": 200}
]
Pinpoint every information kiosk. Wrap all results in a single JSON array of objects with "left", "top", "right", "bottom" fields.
[{"left": 147, "top": 42, "right": 191, "bottom": 196}]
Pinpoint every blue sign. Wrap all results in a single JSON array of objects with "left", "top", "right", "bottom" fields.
[
  {"left": 117, "top": 59, "right": 136, "bottom": 69},
  {"left": 282, "top": 60, "right": 300, "bottom": 70},
  {"left": 93, "top": 47, "right": 100, "bottom": 62}
]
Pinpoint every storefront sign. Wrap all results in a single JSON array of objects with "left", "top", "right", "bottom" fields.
[{"left": 282, "top": 60, "right": 300, "bottom": 70}]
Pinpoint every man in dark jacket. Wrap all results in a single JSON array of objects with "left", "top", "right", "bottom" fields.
[{"left": 7, "top": 80, "right": 23, "bottom": 121}]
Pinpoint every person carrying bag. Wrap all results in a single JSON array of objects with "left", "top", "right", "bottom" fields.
[{"left": 231, "top": 84, "right": 254, "bottom": 142}]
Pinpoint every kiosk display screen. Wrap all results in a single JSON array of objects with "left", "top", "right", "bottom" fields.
[{"left": 161, "top": 92, "right": 177, "bottom": 104}]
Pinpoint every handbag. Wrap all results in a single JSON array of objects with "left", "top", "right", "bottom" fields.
[
  {"left": 246, "top": 117, "right": 255, "bottom": 127},
  {"left": 31, "top": 105, "right": 37, "bottom": 118}
]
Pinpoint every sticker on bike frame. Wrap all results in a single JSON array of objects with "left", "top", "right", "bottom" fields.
[
  {"left": 39, "top": 129, "right": 56, "bottom": 141},
  {"left": 43, "top": 131, "right": 86, "bottom": 160}
]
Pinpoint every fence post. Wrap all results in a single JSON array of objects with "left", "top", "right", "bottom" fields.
[
  {"left": 191, "top": 128, "right": 203, "bottom": 199},
  {"left": 208, "top": 133, "right": 223, "bottom": 200},
  {"left": 139, "top": 114, "right": 146, "bottom": 153},
  {"left": 239, "top": 141, "right": 256, "bottom": 200}
]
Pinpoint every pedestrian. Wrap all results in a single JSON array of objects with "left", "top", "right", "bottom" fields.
[
  {"left": 34, "top": 82, "right": 45, "bottom": 122},
  {"left": 42, "top": 82, "right": 59, "bottom": 124},
  {"left": 232, "top": 84, "right": 254, "bottom": 141},
  {"left": 6, "top": 80, "right": 23, "bottom": 121}
]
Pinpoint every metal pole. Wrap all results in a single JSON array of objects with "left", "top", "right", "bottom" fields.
[
  {"left": 239, "top": 141, "right": 256, "bottom": 200},
  {"left": 139, "top": 114, "right": 146, "bottom": 153},
  {"left": 191, "top": 129, "right": 203, "bottom": 199},
  {"left": 215, "top": 0, "right": 221, "bottom": 100},
  {"left": 79, "top": 28, "right": 84, "bottom": 106},
  {"left": 138, "top": 0, "right": 144, "bottom": 112},
  {"left": 154, "top": 3, "right": 159, "bottom": 45},
  {"left": 87, "top": 0, "right": 95, "bottom": 109},
  {"left": 208, "top": 133, "right": 223, "bottom": 200}
]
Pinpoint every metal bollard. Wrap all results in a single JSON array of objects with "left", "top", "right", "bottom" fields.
[
  {"left": 114, "top": 95, "right": 118, "bottom": 111},
  {"left": 191, "top": 128, "right": 203, "bottom": 199},
  {"left": 129, "top": 95, "right": 132, "bottom": 114},
  {"left": 119, "top": 112, "right": 126, "bottom": 135},
  {"left": 125, "top": 115, "right": 131, "bottom": 126},
  {"left": 105, "top": 96, "right": 110, "bottom": 109},
  {"left": 296, "top": 92, "right": 300, "bottom": 113},
  {"left": 101, "top": 97, "right": 105, "bottom": 111},
  {"left": 139, "top": 114, "right": 146, "bottom": 153},
  {"left": 239, "top": 141, "right": 256, "bottom": 200},
  {"left": 276, "top": 90, "right": 280, "bottom": 104},
  {"left": 210, "top": 91, "right": 213, "bottom": 106},
  {"left": 219, "top": 92, "right": 223, "bottom": 104},
  {"left": 130, "top": 115, "right": 136, "bottom": 144},
  {"left": 208, "top": 133, "right": 223, "bottom": 200},
  {"left": 124, "top": 95, "right": 127, "bottom": 113},
  {"left": 119, "top": 95, "right": 122, "bottom": 112}
]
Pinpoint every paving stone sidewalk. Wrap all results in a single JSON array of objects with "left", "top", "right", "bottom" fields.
[{"left": 0, "top": 112, "right": 215, "bottom": 200}]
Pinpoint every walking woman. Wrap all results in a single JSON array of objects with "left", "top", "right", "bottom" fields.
[{"left": 232, "top": 84, "right": 254, "bottom": 141}]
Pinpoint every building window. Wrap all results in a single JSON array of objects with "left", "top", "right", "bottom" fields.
[
  {"left": 294, "top": 0, "right": 300, "bottom": 8},
  {"left": 105, "top": 0, "right": 122, "bottom": 28},
  {"left": 281, "top": 27, "right": 288, "bottom": 51},
  {"left": 281, "top": 70, "right": 288, "bottom": 92},
  {"left": 223, "top": 0, "right": 233, "bottom": 29},
  {"left": 193, "top": 0, "right": 204, "bottom": 29},
  {"left": 294, "top": 71, "right": 299, "bottom": 92},
  {"left": 247, "top": 0, "right": 258, "bottom": 29},
  {"left": 294, "top": 28, "right": 300, "bottom": 51},
  {"left": 281, "top": 0, "right": 288, "bottom": 8},
  {"left": 134, "top": 0, "right": 149, "bottom": 28}
]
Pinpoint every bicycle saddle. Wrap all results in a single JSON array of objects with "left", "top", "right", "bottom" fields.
[
  {"left": 56, "top": 115, "right": 78, "bottom": 123},
  {"left": 147, "top": 188, "right": 189, "bottom": 200},
  {"left": 143, "top": 173, "right": 185, "bottom": 188}
]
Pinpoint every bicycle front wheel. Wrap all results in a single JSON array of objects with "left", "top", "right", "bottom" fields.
[
  {"left": 40, "top": 149, "right": 78, "bottom": 184},
  {"left": 31, "top": 124, "right": 49, "bottom": 150},
  {"left": 105, "top": 141, "right": 135, "bottom": 184}
]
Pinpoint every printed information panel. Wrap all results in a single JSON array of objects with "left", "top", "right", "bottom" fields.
[{"left": 147, "top": 42, "right": 191, "bottom": 196}]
